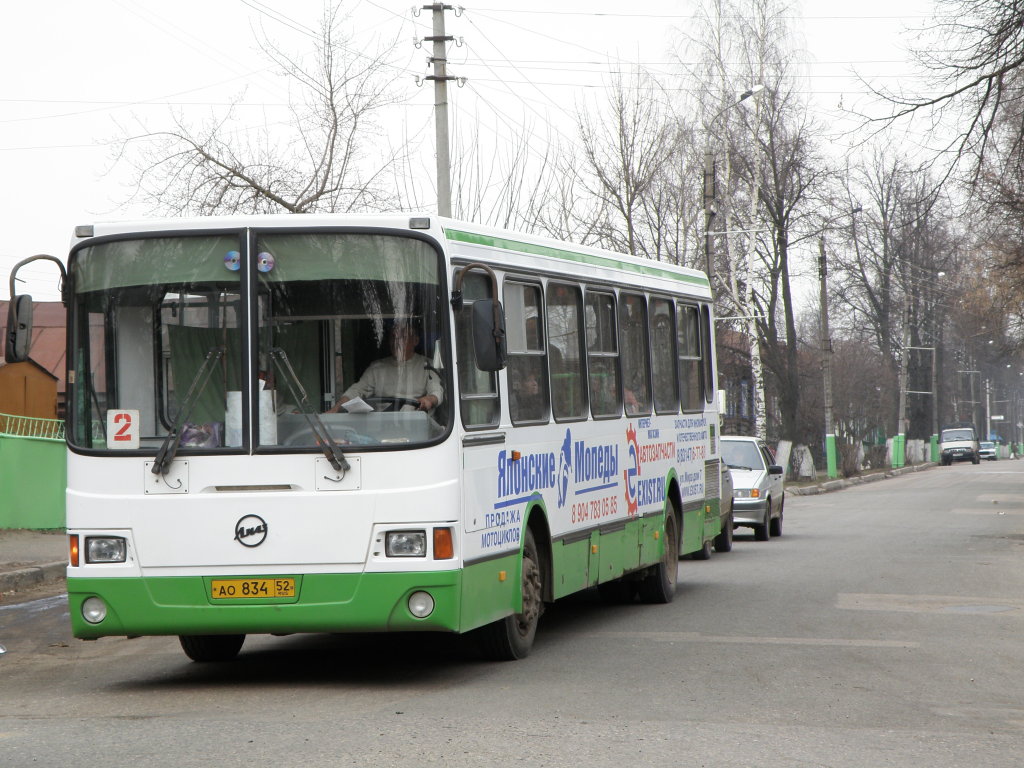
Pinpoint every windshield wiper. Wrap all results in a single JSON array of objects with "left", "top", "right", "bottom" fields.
[
  {"left": 271, "top": 347, "right": 350, "bottom": 473},
  {"left": 152, "top": 346, "right": 225, "bottom": 476}
]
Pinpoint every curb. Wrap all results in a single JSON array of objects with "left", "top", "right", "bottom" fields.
[
  {"left": 0, "top": 561, "right": 66, "bottom": 595},
  {"left": 788, "top": 462, "right": 936, "bottom": 496}
]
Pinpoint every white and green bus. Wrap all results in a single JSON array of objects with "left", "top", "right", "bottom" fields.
[{"left": 9, "top": 215, "right": 732, "bottom": 661}]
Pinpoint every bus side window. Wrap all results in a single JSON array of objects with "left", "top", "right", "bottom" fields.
[
  {"left": 585, "top": 290, "right": 621, "bottom": 418},
  {"left": 505, "top": 281, "right": 549, "bottom": 424},
  {"left": 619, "top": 292, "right": 651, "bottom": 417},
  {"left": 547, "top": 282, "right": 587, "bottom": 421},
  {"left": 701, "top": 304, "right": 715, "bottom": 404},
  {"left": 455, "top": 270, "right": 500, "bottom": 428},
  {"left": 650, "top": 297, "right": 678, "bottom": 414},
  {"left": 677, "top": 303, "right": 703, "bottom": 411}
]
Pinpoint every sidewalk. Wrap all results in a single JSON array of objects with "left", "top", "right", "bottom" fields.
[
  {"left": 0, "top": 529, "right": 68, "bottom": 596},
  {"left": 787, "top": 461, "right": 936, "bottom": 496}
]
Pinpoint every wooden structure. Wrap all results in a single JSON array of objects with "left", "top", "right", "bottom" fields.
[{"left": 0, "top": 358, "right": 58, "bottom": 418}]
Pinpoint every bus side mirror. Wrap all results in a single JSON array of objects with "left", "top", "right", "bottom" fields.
[
  {"left": 5, "top": 294, "right": 33, "bottom": 363},
  {"left": 472, "top": 298, "right": 507, "bottom": 372}
]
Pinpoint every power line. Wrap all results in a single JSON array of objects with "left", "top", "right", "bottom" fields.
[{"left": 471, "top": 8, "right": 932, "bottom": 21}]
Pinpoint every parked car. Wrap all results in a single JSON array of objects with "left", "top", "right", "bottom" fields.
[
  {"left": 978, "top": 441, "right": 997, "bottom": 461},
  {"left": 720, "top": 436, "right": 785, "bottom": 541}
]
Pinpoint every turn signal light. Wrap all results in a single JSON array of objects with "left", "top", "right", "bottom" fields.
[
  {"left": 433, "top": 527, "right": 454, "bottom": 560},
  {"left": 69, "top": 534, "right": 79, "bottom": 567}
]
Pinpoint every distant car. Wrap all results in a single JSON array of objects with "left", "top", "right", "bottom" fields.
[
  {"left": 940, "top": 426, "right": 979, "bottom": 465},
  {"left": 721, "top": 436, "right": 785, "bottom": 541},
  {"left": 978, "top": 441, "right": 997, "bottom": 461}
]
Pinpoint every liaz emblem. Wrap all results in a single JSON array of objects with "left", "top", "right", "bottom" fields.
[{"left": 234, "top": 515, "right": 268, "bottom": 547}]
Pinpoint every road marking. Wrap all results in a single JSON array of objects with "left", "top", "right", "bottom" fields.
[
  {"left": 954, "top": 507, "right": 1024, "bottom": 515},
  {"left": 933, "top": 706, "right": 1024, "bottom": 731},
  {"left": 838, "top": 593, "right": 1024, "bottom": 615},
  {"left": 585, "top": 631, "right": 918, "bottom": 648},
  {"left": 974, "top": 493, "right": 1024, "bottom": 503}
]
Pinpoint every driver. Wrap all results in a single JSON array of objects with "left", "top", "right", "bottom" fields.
[{"left": 328, "top": 322, "right": 442, "bottom": 413}]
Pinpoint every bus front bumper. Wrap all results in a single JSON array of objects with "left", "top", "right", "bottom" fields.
[{"left": 68, "top": 571, "right": 463, "bottom": 639}]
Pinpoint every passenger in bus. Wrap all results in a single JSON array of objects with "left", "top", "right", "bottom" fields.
[
  {"left": 510, "top": 364, "right": 547, "bottom": 421},
  {"left": 328, "top": 322, "right": 443, "bottom": 412}
]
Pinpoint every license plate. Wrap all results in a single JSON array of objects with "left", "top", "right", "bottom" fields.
[{"left": 211, "top": 578, "right": 295, "bottom": 599}]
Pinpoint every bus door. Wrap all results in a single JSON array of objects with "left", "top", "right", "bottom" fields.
[{"left": 454, "top": 270, "right": 507, "bottom": 569}]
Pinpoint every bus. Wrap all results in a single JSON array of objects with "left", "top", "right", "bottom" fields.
[{"left": 7, "top": 215, "right": 732, "bottom": 661}]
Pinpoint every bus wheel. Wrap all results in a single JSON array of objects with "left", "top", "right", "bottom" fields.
[
  {"left": 179, "top": 634, "right": 245, "bottom": 662},
  {"left": 476, "top": 529, "right": 544, "bottom": 661},
  {"left": 639, "top": 503, "right": 678, "bottom": 604}
]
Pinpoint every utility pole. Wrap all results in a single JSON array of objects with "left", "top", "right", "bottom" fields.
[
  {"left": 895, "top": 293, "right": 910, "bottom": 468},
  {"left": 703, "top": 151, "right": 716, "bottom": 282},
  {"left": 703, "top": 85, "right": 764, "bottom": 287},
  {"left": 931, "top": 342, "right": 938, "bottom": 460},
  {"left": 818, "top": 238, "right": 837, "bottom": 478},
  {"left": 985, "top": 378, "right": 992, "bottom": 443},
  {"left": 422, "top": 4, "right": 458, "bottom": 217}
]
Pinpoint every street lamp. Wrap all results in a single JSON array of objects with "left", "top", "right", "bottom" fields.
[{"left": 703, "top": 84, "right": 765, "bottom": 282}]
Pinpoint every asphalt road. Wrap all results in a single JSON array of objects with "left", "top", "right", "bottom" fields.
[{"left": 3, "top": 460, "right": 1024, "bottom": 767}]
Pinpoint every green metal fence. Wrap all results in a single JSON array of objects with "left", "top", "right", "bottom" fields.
[
  {"left": 0, "top": 412, "right": 66, "bottom": 529},
  {"left": 0, "top": 413, "right": 66, "bottom": 440}
]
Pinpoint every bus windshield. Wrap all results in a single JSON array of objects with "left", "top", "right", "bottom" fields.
[
  {"left": 256, "top": 232, "right": 447, "bottom": 448},
  {"left": 67, "top": 231, "right": 449, "bottom": 452}
]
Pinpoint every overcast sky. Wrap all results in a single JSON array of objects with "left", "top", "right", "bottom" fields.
[{"left": 0, "top": 0, "right": 935, "bottom": 301}]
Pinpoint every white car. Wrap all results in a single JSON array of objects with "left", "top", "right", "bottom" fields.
[
  {"left": 978, "top": 441, "right": 997, "bottom": 461},
  {"left": 721, "top": 436, "right": 785, "bottom": 541}
]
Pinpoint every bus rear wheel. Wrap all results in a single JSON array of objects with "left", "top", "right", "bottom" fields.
[
  {"left": 179, "top": 634, "right": 245, "bottom": 662},
  {"left": 638, "top": 502, "right": 678, "bottom": 604},
  {"left": 476, "top": 529, "right": 544, "bottom": 661}
]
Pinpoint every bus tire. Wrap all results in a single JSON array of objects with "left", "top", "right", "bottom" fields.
[
  {"left": 179, "top": 634, "right": 245, "bottom": 662},
  {"left": 476, "top": 529, "right": 544, "bottom": 661},
  {"left": 638, "top": 502, "right": 678, "bottom": 604}
]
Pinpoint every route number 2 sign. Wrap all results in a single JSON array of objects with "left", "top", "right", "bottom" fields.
[{"left": 106, "top": 410, "right": 140, "bottom": 449}]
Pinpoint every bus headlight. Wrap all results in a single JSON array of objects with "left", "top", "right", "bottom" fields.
[
  {"left": 82, "top": 597, "right": 107, "bottom": 624},
  {"left": 386, "top": 531, "right": 426, "bottom": 557},
  {"left": 408, "top": 591, "right": 434, "bottom": 618},
  {"left": 85, "top": 536, "right": 127, "bottom": 563}
]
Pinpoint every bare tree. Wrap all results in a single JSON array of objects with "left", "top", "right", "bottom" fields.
[
  {"left": 827, "top": 149, "right": 964, "bottom": 440},
  {"left": 874, "top": 0, "right": 1024, "bottom": 178},
  {"left": 116, "top": 4, "right": 410, "bottom": 215},
  {"left": 683, "top": 0, "right": 828, "bottom": 444},
  {"left": 572, "top": 69, "right": 682, "bottom": 259}
]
